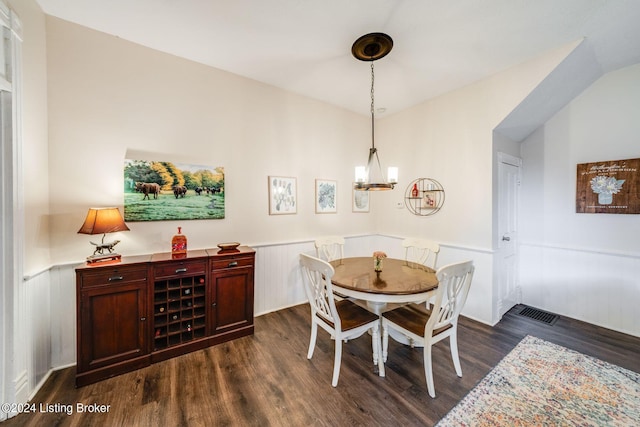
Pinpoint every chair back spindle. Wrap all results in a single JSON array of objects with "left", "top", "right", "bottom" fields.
[
  {"left": 402, "top": 238, "right": 440, "bottom": 269},
  {"left": 428, "top": 262, "right": 474, "bottom": 333},
  {"left": 315, "top": 236, "right": 345, "bottom": 262},
  {"left": 381, "top": 259, "right": 474, "bottom": 397},
  {"left": 301, "top": 256, "right": 339, "bottom": 327}
]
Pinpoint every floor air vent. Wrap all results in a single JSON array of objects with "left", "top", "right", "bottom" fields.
[{"left": 517, "top": 306, "right": 559, "bottom": 325}]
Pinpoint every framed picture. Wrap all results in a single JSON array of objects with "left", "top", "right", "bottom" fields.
[
  {"left": 315, "top": 179, "right": 337, "bottom": 214},
  {"left": 268, "top": 176, "right": 297, "bottom": 215},
  {"left": 421, "top": 191, "right": 437, "bottom": 209},
  {"left": 576, "top": 158, "right": 640, "bottom": 214},
  {"left": 352, "top": 184, "right": 369, "bottom": 213},
  {"left": 124, "top": 159, "right": 225, "bottom": 222}
]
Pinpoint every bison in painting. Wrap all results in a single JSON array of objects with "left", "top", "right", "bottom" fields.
[{"left": 135, "top": 182, "right": 160, "bottom": 200}]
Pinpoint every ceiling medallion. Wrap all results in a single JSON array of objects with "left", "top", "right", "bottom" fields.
[{"left": 351, "top": 33, "right": 394, "bottom": 62}]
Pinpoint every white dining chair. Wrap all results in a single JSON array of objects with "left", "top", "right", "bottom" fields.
[
  {"left": 314, "top": 236, "right": 345, "bottom": 262},
  {"left": 315, "top": 236, "right": 349, "bottom": 300},
  {"left": 381, "top": 260, "right": 474, "bottom": 397},
  {"left": 300, "top": 253, "right": 384, "bottom": 386},
  {"left": 402, "top": 238, "right": 440, "bottom": 269}
]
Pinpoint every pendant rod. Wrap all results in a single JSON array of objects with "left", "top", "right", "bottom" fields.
[{"left": 371, "top": 61, "right": 375, "bottom": 151}]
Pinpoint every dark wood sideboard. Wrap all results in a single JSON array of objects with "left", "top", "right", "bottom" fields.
[{"left": 75, "top": 246, "right": 255, "bottom": 387}]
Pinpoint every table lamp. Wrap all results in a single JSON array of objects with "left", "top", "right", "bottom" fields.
[{"left": 78, "top": 207, "right": 130, "bottom": 263}]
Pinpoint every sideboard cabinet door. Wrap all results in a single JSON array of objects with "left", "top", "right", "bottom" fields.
[
  {"left": 76, "top": 263, "right": 149, "bottom": 386},
  {"left": 209, "top": 249, "right": 255, "bottom": 337}
]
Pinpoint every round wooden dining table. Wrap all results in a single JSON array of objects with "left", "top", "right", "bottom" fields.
[{"left": 329, "top": 257, "right": 438, "bottom": 313}]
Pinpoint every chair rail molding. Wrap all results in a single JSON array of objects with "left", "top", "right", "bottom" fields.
[{"left": 520, "top": 240, "right": 640, "bottom": 259}]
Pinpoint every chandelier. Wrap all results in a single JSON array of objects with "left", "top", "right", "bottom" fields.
[{"left": 352, "top": 32, "right": 398, "bottom": 191}]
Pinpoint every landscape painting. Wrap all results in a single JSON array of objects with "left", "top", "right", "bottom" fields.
[{"left": 124, "top": 159, "right": 225, "bottom": 221}]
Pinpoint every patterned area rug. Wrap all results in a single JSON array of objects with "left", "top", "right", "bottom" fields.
[{"left": 437, "top": 335, "right": 640, "bottom": 426}]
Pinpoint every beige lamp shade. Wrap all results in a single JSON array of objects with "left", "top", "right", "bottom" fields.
[{"left": 78, "top": 207, "right": 130, "bottom": 236}]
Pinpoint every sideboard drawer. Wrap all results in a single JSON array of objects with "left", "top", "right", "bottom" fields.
[
  {"left": 211, "top": 256, "right": 254, "bottom": 271},
  {"left": 79, "top": 266, "right": 148, "bottom": 288},
  {"left": 154, "top": 260, "right": 207, "bottom": 279}
]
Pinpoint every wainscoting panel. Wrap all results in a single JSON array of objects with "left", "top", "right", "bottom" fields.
[
  {"left": 520, "top": 243, "right": 640, "bottom": 338},
  {"left": 22, "top": 269, "right": 52, "bottom": 399},
  {"left": 252, "top": 235, "right": 379, "bottom": 316},
  {"left": 253, "top": 241, "right": 313, "bottom": 316},
  {"left": 50, "top": 265, "right": 77, "bottom": 367}
]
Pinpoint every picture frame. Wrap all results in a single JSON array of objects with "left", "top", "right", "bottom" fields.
[
  {"left": 123, "top": 159, "right": 225, "bottom": 222},
  {"left": 352, "top": 184, "right": 370, "bottom": 213},
  {"left": 576, "top": 157, "right": 640, "bottom": 214},
  {"left": 268, "top": 176, "right": 297, "bottom": 215},
  {"left": 421, "top": 191, "right": 437, "bottom": 209},
  {"left": 315, "top": 179, "right": 337, "bottom": 214}
]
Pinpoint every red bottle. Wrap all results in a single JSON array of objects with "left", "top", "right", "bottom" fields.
[
  {"left": 411, "top": 183, "right": 419, "bottom": 197},
  {"left": 171, "top": 227, "right": 187, "bottom": 258}
]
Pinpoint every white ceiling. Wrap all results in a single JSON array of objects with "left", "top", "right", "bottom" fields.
[{"left": 35, "top": 0, "right": 640, "bottom": 117}]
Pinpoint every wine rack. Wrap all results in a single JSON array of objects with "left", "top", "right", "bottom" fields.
[{"left": 153, "top": 271, "right": 207, "bottom": 351}]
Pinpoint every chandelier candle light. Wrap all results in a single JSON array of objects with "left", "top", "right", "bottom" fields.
[{"left": 352, "top": 33, "right": 398, "bottom": 191}]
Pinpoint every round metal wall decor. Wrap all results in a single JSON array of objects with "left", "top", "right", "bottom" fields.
[{"left": 404, "top": 178, "right": 445, "bottom": 216}]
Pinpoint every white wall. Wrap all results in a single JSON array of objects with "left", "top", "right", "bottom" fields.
[
  {"left": 45, "top": 16, "right": 380, "bottom": 269},
  {"left": 522, "top": 64, "right": 640, "bottom": 252},
  {"left": 520, "top": 64, "right": 640, "bottom": 336},
  {"left": 40, "top": 16, "right": 593, "bottom": 351},
  {"left": 8, "top": 0, "right": 50, "bottom": 273},
  {"left": 42, "top": 15, "right": 577, "bottom": 331},
  {"left": 44, "top": 16, "right": 578, "bottom": 271},
  {"left": 372, "top": 45, "right": 579, "bottom": 324}
]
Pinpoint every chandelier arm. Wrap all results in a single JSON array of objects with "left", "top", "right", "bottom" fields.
[
  {"left": 369, "top": 148, "right": 387, "bottom": 184},
  {"left": 367, "top": 148, "right": 376, "bottom": 172}
]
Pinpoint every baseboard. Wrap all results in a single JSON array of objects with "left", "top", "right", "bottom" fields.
[{"left": 13, "top": 369, "right": 29, "bottom": 405}]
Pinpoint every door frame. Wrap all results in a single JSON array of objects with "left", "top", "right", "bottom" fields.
[
  {"left": 0, "top": 2, "right": 24, "bottom": 417},
  {"left": 496, "top": 152, "right": 522, "bottom": 320}
]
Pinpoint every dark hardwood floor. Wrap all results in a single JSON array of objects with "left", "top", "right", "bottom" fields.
[{"left": 3, "top": 303, "right": 639, "bottom": 426}]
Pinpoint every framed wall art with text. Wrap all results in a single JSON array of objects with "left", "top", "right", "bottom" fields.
[{"left": 576, "top": 157, "right": 639, "bottom": 214}]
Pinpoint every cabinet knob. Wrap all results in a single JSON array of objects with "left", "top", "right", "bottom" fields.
[
  {"left": 228, "top": 261, "right": 238, "bottom": 267},
  {"left": 140, "top": 317, "right": 146, "bottom": 321},
  {"left": 175, "top": 268, "right": 188, "bottom": 274},
  {"left": 212, "top": 302, "right": 217, "bottom": 307},
  {"left": 108, "top": 276, "right": 124, "bottom": 282}
]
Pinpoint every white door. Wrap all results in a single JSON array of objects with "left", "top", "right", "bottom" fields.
[{"left": 497, "top": 153, "right": 521, "bottom": 319}]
